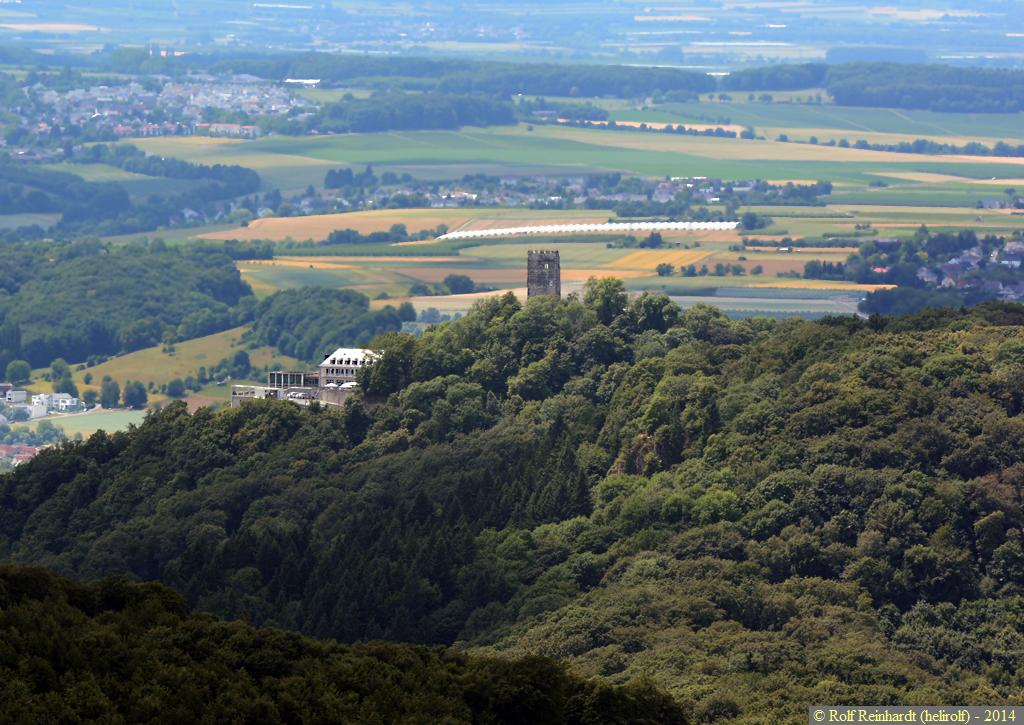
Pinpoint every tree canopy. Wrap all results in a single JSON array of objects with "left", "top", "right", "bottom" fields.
[
  {"left": 4, "top": 291, "right": 1024, "bottom": 718},
  {"left": 0, "top": 565, "right": 684, "bottom": 723}
]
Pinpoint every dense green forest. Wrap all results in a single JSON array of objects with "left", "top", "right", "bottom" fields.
[
  {"left": 85, "top": 47, "right": 1024, "bottom": 110},
  {"left": 248, "top": 287, "right": 411, "bottom": 361},
  {"left": 723, "top": 62, "right": 1024, "bottom": 112},
  {"left": 265, "top": 93, "right": 517, "bottom": 135},
  {"left": 171, "top": 52, "right": 717, "bottom": 98},
  {"left": 77, "top": 143, "right": 261, "bottom": 190},
  {"left": 0, "top": 241, "right": 253, "bottom": 367},
  {"left": 0, "top": 565, "right": 684, "bottom": 723},
  {"left": 4, "top": 288, "right": 1024, "bottom": 719}
]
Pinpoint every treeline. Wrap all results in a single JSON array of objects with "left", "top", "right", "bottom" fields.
[
  {"left": 248, "top": 287, "right": 411, "bottom": 361},
  {"left": 324, "top": 223, "right": 445, "bottom": 245},
  {"left": 799, "top": 136, "right": 1024, "bottom": 159},
  {"left": 79, "top": 143, "right": 261, "bottom": 191},
  {"left": 0, "top": 240, "right": 253, "bottom": 367},
  {"left": 0, "top": 163, "right": 126, "bottom": 217},
  {"left": 212, "top": 54, "right": 716, "bottom": 98},
  {"left": 89, "top": 47, "right": 715, "bottom": 99},
  {"left": 561, "top": 118, "right": 742, "bottom": 139},
  {"left": 517, "top": 98, "right": 609, "bottom": 122},
  {"left": 6, "top": 292, "right": 1024, "bottom": 716},
  {"left": 0, "top": 565, "right": 684, "bottom": 723},
  {"left": 0, "top": 157, "right": 262, "bottom": 240},
  {"left": 725, "top": 62, "right": 1024, "bottom": 113},
  {"left": 265, "top": 93, "right": 516, "bottom": 135},
  {"left": 15, "top": 45, "right": 1024, "bottom": 112}
]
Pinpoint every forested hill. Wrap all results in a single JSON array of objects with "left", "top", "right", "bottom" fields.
[
  {"left": 4, "top": 288, "right": 1024, "bottom": 719},
  {"left": 0, "top": 241, "right": 254, "bottom": 367},
  {"left": 0, "top": 565, "right": 684, "bottom": 723}
]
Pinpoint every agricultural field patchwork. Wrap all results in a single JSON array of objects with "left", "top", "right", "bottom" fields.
[
  {"left": 131, "top": 122, "right": 1024, "bottom": 192},
  {"left": 119, "top": 102, "right": 1024, "bottom": 321}
]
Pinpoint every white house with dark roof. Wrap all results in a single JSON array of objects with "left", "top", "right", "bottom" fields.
[{"left": 318, "top": 348, "right": 378, "bottom": 388}]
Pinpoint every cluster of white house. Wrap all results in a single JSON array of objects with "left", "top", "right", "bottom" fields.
[
  {"left": 438, "top": 220, "right": 739, "bottom": 241},
  {"left": 0, "top": 384, "right": 82, "bottom": 420},
  {"left": 231, "top": 347, "right": 377, "bottom": 409}
]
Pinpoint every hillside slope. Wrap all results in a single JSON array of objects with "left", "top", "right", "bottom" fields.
[
  {"left": 3, "top": 289, "right": 1024, "bottom": 720},
  {"left": 0, "top": 565, "right": 683, "bottom": 723}
]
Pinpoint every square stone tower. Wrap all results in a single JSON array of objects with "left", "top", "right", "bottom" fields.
[{"left": 527, "top": 250, "right": 561, "bottom": 298}]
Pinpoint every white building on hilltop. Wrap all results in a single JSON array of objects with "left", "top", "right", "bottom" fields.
[
  {"left": 319, "top": 347, "right": 378, "bottom": 388},
  {"left": 232, "top": 347, "right": 379, "bottom": 409}
]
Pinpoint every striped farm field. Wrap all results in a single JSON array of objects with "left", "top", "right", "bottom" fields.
[
  {"left": 611, "top": 249, "right": 713, "bottom": 269},
  {"left": 463, "top": 242, "right": 631, "bottom": 266},
  {"left": 243, "top": 258, "right": 355, "bottom": 271},
  {"left": 275, "top": 255, "right": 467, "bottom": 263},
  {"left": 236, "top": 260, "right": 415, "bottom": 298}
]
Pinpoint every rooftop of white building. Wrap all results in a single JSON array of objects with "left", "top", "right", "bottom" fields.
[{"left": 319, "top": 348, "right": 378, "bottom": 367}]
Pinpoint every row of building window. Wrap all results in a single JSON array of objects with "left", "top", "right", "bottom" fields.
[
  {"left": 324, "top": 368, "right": 358, "bottom": 376},
  {"left": 326, "top": 359, "right": 366, "bottom": 367}
]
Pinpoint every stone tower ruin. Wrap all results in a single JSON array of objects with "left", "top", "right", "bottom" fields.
[{"left": 527, "top": 250, "right": 561, "bottom": 298}]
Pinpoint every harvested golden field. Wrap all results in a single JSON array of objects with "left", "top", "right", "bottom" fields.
[
  {"left": 459, "top": 212, "right": 609, "bottom": 230},
  {"left": 199, "top": 209, "right": 614, "bottom": 243},
  {"left": 277, "top": 255, "right": 467, "bottom": 263},
  {"left": 198, "top": 210, "right": 473, "bottom": 242},
  {"left": 611, "top": 249, "right": 713, "bottom": 269}
]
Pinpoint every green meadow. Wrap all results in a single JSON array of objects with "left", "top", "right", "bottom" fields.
[
  {"left": 128, "top": 123, "right": 1024, "bottom": 196},
  {"left": 637, "top": 101, "right": 1024, "bottom": 142}
]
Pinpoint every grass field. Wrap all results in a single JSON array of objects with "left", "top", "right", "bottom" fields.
[
  {"left": 127, "top": 124, "right": 1024, "bottom": 195},
  {"left": 43, "top": 162, "right": 199, "bottom": 196},
  {"left": 643, "top": 102, "right": 1024, "bottom": 143},
  {"left": 0, "top": 212, "right": 60, "bottom": 230},
  {"left": 25, "top": 327, "right": 301, "bottom": 407},
  {"left": 28, "top": 409, "right": 148, "bottom": 437}
]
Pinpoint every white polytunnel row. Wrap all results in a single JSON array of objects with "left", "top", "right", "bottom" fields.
[{"left": 437, "top": 220, "right": 739, "bottom": 240}]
